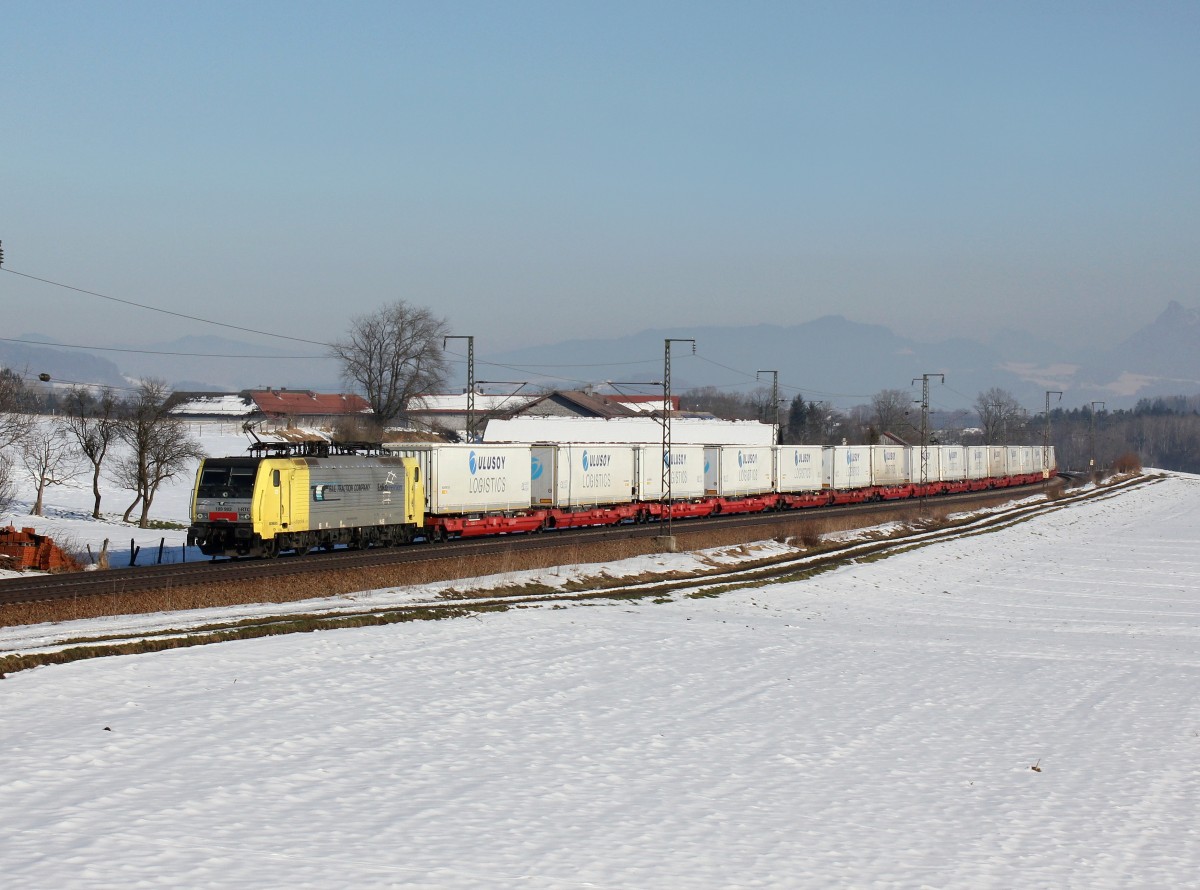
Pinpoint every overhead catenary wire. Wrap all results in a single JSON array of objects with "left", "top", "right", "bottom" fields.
[
  {"left": 5, "top": 264, "right": 966, "bottom": 408},
  {"left": 0, "top": 336, "right": 325, "bottom": 360},
  {"left": 692, "top": 351, "right": 874, "bottom": 401},
  {"left": 17, "top": 371, "right": 143, "bottom": 393},
  {"left": 1, "top": 266, "right": 334, "bottom": 348}
]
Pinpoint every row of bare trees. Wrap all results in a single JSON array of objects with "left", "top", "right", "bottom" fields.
[
  {"left": 1046, "top": 404, "right": 1200, "bottom": 473},
  {"left": 0, "top": 375, "right": 203, "bottom": 527}
]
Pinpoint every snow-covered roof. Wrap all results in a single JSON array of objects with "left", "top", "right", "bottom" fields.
[
  {"left": 168, "top": 395, "right": 256, "bottom": 417},
  {"left": 483, "top": 415, "right": 775, "bottom": 445},
  {"left": 409, "top": 393, "right": 537, "bottom": 413},
  {"left": 610, "top": 398, "right": 673, "bottom": 414}
]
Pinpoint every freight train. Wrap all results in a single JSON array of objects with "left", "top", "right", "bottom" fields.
[{"left": 187, "top": 440, "right": 1057, "bottom": 558}]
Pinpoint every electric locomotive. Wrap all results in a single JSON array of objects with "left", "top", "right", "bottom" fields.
[{"left": 187, "top": 444, "right": 423, "bottom": 558}]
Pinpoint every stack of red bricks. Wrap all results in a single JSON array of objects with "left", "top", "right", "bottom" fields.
[{"left": 0, "top": 525, "right": 82, "bottom": 572}]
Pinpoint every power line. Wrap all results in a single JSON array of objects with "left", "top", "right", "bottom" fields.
[
  {"left": 0, "top": 335, "right": 325, "bottom": 360},
  {"left": 692, "top": 351, "right": 874, "bottom": 400},
  {"left": 1, "top": 266, "right": 333, "bottom": 348},
  {"left": 442, "top": 351, "right": 661, "bottom": 371},
  {"left": 20, "top": 372, "right": 142, "bottom": 393}
]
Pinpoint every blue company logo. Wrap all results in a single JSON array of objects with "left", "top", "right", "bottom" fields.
[
  {"left": 738, "top": 451, "right": 744, "bottom": 468},
  {"left": 845, "top": 450, "right": 861, "bottom": 465},
  {"left": 704, "top": 458, "right": 711, "bottom": 474},
  {"left": 581, "top": 451, "right": 610, "bottom": 471},
  {"left": 663, "top": 451, "right": 686, "bottom": 467},
  {"left": 530, "top": 455, "right": 544, "bottom": 481},
  {"left": 794, "top": 450, "right": 811, "bottom": 465},
  {"left": 469, "top": 451, "right": 506, "bottom": 475}
]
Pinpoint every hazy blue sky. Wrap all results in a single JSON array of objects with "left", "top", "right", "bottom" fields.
[{"left": 4, "top": 1, "right": 1198, "bottom": 363}]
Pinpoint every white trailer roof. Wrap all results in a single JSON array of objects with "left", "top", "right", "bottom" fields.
[{"left": 483, "top": 415, "right": 774, "bottom": 445}]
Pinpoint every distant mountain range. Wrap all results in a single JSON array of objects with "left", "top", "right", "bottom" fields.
[
  {"left": 482, "top": 301, "right": 1200, "bottom": 410},
  {"left": 4, "top": 302, "right": 1197, "bottom": 410}
]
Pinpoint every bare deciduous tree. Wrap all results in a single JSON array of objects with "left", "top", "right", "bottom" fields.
[
  {"left": 871, "top": 388, "right": 912, "bottom": 440},
  {"left": 20, "top": 423, "right": 81, "bottom": 516},
  {"left": 0, "top": 453, "right": 15, "bottom": 513},
  {"left": 0, "top": 368, "right": 36, "bottom": 514},
  {"left": 114, "top": 380, "right": 206, "bottom": 528},
  {"left": 0, "top": 367, "right": 35, "bottom": 452},
  {"left": 974, "top": 387, "right": 1023, "bottom": 445},
  {"left": 61, "top": 387, "right": 121, "bottom": 519},
  {"left": 330, "top": 301, "right": 450, "bottom": 424}
]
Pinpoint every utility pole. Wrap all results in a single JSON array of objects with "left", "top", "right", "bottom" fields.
[
  {"left": 756, "top": 369, "right": 780, "bottom": 444},
  {"left": 1044, "top": 390, "right": 1062, "bottom": 474},
  {"left": 444, "top": 335, "right": 475, "bottom": 442},
  {"left": 1090, "top": 401, "right": 1106, "bottom": 478},
  {"left": 661, "top": 338, "right": 695, "bottom": 544},
  {"left": 912, "top": 373, "right": 944, "bottom": 501}
]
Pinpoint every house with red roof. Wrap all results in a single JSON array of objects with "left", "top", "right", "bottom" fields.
[{"left": 245, "top": 389, "right": 372, "bottom": 425}]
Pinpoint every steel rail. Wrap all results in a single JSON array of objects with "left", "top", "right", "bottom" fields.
[{"left": 0, "top": 483, "right": 1071, "bottom": 608}]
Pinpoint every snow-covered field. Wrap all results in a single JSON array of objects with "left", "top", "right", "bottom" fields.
[{"left": 1, "top": 421, "right": 1198, "bottom": 887}]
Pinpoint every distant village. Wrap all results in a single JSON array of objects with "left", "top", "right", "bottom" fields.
[{"left": 165, "top": 387, "right": 721, "bottom": 442}]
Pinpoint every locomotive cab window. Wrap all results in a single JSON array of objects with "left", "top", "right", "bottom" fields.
[
  {"left": 273, "top": 469, "right": 281, "bottom": 487},
  {"left": 197, "top": 459, "right": 261, "bottom": 499}
]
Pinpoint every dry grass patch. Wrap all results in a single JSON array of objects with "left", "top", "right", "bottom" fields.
[
  {"left": 2, "top": 490, "right": 1053, "bottom": 629},
  {"left": 0, "top": 604, "right": 481, "bottom": 677},
  {"left": 0, "top": 533, "right": 686, "bottom": 628}
]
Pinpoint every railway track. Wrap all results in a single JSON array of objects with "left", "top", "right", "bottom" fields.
[
  {"left": 0, "top": 480, "right": 1099, "bottom": 610},
  {"left": 0, "top": 477, "right": 1155, "bottom": 671}
]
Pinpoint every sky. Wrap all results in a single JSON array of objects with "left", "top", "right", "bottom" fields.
[{"left": 4, "top": 1, "right": 1199, "bottom": 372}]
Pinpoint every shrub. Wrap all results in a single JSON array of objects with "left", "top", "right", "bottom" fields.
[{"left": 1111, "top": 451, "right": 1142, "bottom": 474}]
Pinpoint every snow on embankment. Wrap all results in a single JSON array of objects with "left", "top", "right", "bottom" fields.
[{"left": 1, "top": 473, "right": 1198, "bottom": 888}]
